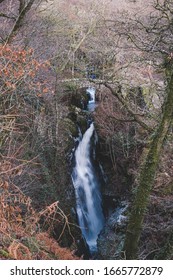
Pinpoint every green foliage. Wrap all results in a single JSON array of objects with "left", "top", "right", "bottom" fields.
[{"left": 0, "top": 249, "right": 10, "bottom": 259}]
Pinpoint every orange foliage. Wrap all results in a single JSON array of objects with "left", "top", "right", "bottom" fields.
[
  {"left": 8, "top": 241, "right": 32, "bottom": 260},
  {"left": 0, "top": 180, "right": 79, "bottom": 260},
  {"left": 0, "top": 45, "right": 78, "bottom": 260},
  {"left": 0, "top": 44, "right": 49, "bottom": 96},
  {"left": 36, "top": 233, "right": 79, "bottom": 260}
]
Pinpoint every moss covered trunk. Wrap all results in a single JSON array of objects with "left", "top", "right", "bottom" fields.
[{"left": 123, "top": 67, "right": 173, "bottom": 259}]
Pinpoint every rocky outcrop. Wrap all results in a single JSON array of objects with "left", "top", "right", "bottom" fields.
[
  {"left": 97, "top": 202, "right": 129, "bottom": 259},
  {"left": 58, "top": 84, "right": 90, "bottom": 110}
]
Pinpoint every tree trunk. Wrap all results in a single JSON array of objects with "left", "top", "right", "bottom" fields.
[
  {"left": 6, "top": 0, "right": 35, "bottom": 44},
  {"left": 123, "top": 65, "right": 173, "bottom": 259}
]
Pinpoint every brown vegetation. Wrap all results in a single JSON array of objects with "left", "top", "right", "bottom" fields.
[
  {"left": 0, "top": 181, "right": 78, "bottom": 259},
  {"left": 1, "top": 0, "right": 173, "bottom": 260},
  {"left": 0, "top": 44, "right": 78, "bottom": 259}
]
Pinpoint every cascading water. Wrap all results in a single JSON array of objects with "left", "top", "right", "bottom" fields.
[
  {"left": 86, "top": 87, "right": 97, "bottom": 112},
  {"left": 86, "top": 87, "right": 95, "bottom": 103},
  {"left": 72, "top": 122, "right": 105, "bottom": 253}
]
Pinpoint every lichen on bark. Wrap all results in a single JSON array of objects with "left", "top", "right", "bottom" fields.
[{"left": 123, "top": 63, "right": 173, "bottom": 259}]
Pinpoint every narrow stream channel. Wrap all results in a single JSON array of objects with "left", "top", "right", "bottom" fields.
[{"left": 71, "top": 88, "right": 105, "bottom": 253}]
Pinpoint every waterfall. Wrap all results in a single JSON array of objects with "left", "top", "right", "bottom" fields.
[
  {"left": 86, "top": 87, "right": 97, "bottom": 112},
  {"left": 72, "top": 123, "right": 104, "bottom": 252},
  {"left": 86, "top": 87, "right": 96, "bottom": 103}
]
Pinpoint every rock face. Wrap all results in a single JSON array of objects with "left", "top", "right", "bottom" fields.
[
  {"left": 59, "top": 84, "right": 90, "bottom": 110},
  {"left": 93, "top": 89, "right": 139, "bottom": 189},
  {"left": 97, "top": 202, "right": 128, "bottom": 259}
]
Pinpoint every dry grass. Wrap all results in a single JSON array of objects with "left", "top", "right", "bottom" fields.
[{"left": 0, "top": 180, "right": 79, "bottom": 260}]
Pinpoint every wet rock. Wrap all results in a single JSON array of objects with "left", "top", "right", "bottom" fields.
[
  {"left": 57, "top": 83, "right": 90, "bottom": 110},
  {"left": 97, "top": 203, "right": 129, "bottom": 259},
  {"left": 69, "top": 105, "right": 90, "bottom": 135}
]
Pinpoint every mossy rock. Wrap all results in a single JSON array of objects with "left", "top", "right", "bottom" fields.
[
  {"left": 97, "top": 227, "right": 125, "bottom": 260},
  {"left": 58, "top": 118, "right": 78, "bottom": 153},
  {"left": 71, "top": 90, "right": 89, "bottom": 110},
  {"left": 61, "top": 83, "right": 89, "bottom": 109},
  {"left": 62, "top": 118, "right": 78, "bottom": 138},
  {"left": 68, "top": 106, "right": 89, "bottom": 134},
  {"left": 77, "top": 115, "right": 88, "bottom": 134}
]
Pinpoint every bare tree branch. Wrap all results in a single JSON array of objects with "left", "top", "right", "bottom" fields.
[
  {"left": 60, "top": 21, "right": 97, "bottom": 72},
  {"left": 0, "top": 13, "right": 16, "bottom": 20},
  {"left": 5, "top": 0, "right": 35, "bottom": 44},
  {"left": 103, "top": 82, "right": 153, "bottom": 132}
]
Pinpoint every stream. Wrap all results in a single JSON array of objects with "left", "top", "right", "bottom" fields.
[{"left": 71, "top": 88, "right": 105, "bottom": 253}]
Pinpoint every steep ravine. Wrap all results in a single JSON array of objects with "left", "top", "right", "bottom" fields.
[
  {"left": 69, "top": 87, "right": 132, "bottom": 258},
  {"left": 32, "top": 84, "right": 173, "bottom": 260}
]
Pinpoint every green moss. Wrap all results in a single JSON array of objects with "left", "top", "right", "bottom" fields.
[
  {"left": 62, "top": 118, "right": 78, "bottom": 138},
  {"left": 141, "top": 85, "right": 156, "bottom": 108},
  {"left": 0, "top": 249, "right": 10, "bottom": 259},
  {"left": 77, "top": 115, "right": 87, "bottom": 134}
]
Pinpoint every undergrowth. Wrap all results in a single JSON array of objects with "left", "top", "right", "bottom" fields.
[{"left": 0, "top": 179, "right": 78, "bottom": 260}]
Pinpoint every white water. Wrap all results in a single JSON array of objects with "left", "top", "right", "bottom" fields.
[
  {"left": 86, "top": 87, "right": 97, "bottom": 112},
  {"left": 72, "top": 123, "right": 104, "bottom": 252},
  {"left": 87, "top": 87, "right": 96, "bottom": 103}
]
